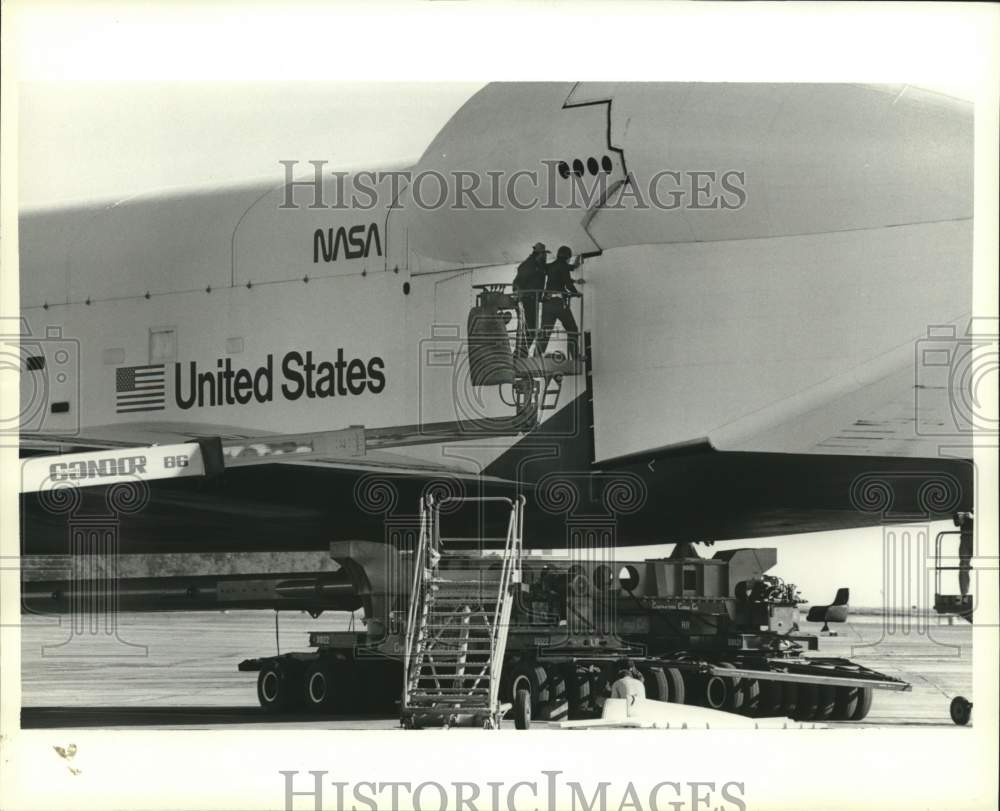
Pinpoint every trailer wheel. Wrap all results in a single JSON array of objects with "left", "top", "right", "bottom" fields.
[
  {"left": 567, "top": 669, "right": 595, "bottom": 719},
  {"left": 532, "top": 667, "right": 569, "bottom": 721},
  {"left": 303, "top": 660, "right": 336, "bottom": 712},
  {"left": 504, "top": 660, "right": 549, "bottom": 715},
  {"left": 513, "top": 689, "right": 532, "bottom": 730},
  {"left": 781, "top": 682, "right": 799, "bottom": 718},
  {"left": 813, "top": 685, "right": 837, "bottom": 720},
  {"left": 257, "top": 659, "right": 301, "bottom": 714},
  {"left": 832, "top": 687, "right": 860, "bottom": 720},
  {"left": 640, "top": 667, "right": 670, "bottom": 702},
  {"left": 851, "top": 687, "right": 873, "bottom": 721},
  {"left": 704, "top": 670, "right": 730, "bottom": 710},
  {"left": 758, "top": 680, "right": 784, "bottom": 717},
  {"left": 544, "top": 666, "right": 567, "bottom": 703},
  {"left": 709, "top": 662, "right": 745, "bottom": 712},
  {"left": 664, "top": 667, "right": 686, "bottom": 705},
  {"left": 674, "top": 657, "right": 704, "bottom": 707},
  {"left": 793, "top": 683, "right": 819, "bottom": 721},
  {"left": 740, "top": 679, "right": 760, "bottom": 716},
  {"left": 949, "top": 696, "right": 972, "bottom": 726}
]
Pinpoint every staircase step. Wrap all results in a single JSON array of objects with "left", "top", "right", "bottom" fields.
[
  {"left": 410, "top": 687, "right": 490, "bottom": 695},
  {"left": 414, "top": 649, "right": 492, "bottom": 657},
  {"left": 428, "top": 597, "right": 495, "bottom": 605},
  {"left": 431, "top": 577, "right": 502, "bottom": 585},
  {"left": 427, "top": 606, "right": 493, "bottom": 622},
  {"left": 407, "top": 698, "right": 491, "bottom": 707},
  {"left": 414, "top": 654, "right": 492, "bottom": 662},
  {"left": 409, "top": 677, "right": 489, "bottom": 695}
]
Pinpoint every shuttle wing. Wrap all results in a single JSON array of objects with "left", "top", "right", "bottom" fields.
[{"left": 19, "top": 417, "right": 526, "bottom": 495}]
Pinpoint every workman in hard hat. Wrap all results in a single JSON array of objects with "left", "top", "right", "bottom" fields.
[
  {"left": 512, "top": 242, "right": 550, "bottom": 358},
  {"left": 538, "top": 245, "right": 584, "bottom": 360}
]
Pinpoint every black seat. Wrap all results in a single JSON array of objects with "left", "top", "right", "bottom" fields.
[{"left": 806, "top": 587, "right": 849, "bottom": 633}]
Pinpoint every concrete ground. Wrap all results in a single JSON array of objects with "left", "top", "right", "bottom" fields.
[{"left": 19, "top": 610, "right": 972, "bottom": 730}]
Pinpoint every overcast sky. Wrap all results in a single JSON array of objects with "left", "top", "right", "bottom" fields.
[
  {"left": 15, "top": 81, "right": 960, "bottom": 609},
  {"left": 18, "top": 82, "right": 482, "bottom": 207}
]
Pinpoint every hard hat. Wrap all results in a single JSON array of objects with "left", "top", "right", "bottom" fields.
[
  {"left": 532, "top": 242, "right": 549, "bottom": 253},
  {"left": 556, "top": 245, "right": 572, "bottom": 259}
]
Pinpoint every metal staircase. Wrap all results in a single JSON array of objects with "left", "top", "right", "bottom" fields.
[{"left": 402, "top": 495, "right": 524, "bottom": 729}]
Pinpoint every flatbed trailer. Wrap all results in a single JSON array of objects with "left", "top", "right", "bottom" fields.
[{"left": 238, "top": 506, "right": 910, "bottom": 724}]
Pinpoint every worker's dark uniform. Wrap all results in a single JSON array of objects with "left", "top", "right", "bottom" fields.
[
  {"left": 512, "top": 256, "right": 546, "bottom": 358},
  {"left": 538, "top": 257, "right": 581, "bottom": 358}
]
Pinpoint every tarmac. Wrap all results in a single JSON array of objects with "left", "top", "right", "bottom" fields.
[{"left": 19, "top": 610, "right": 973, "bottom": 730}]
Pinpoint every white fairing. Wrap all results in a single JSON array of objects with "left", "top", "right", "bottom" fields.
[{"left": 18, "top": 82, "right": 972, "bottom": 471}]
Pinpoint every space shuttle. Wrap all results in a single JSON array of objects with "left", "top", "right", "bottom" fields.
[{"left": 15, "top": 82, "right": 975, "bottom": 614}]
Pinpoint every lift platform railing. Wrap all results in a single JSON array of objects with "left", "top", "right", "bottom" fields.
[
  {"left": 933, "top": 530, "right": 963, "bottom": 598},
  {"left": 932, "top": 529, "right": 973, "bottom": 621},
  {"left": 471, "top": 283, "right": 583, "bottom": 363}
]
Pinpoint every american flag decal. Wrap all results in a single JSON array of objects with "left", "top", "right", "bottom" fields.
[{"left": 115, "top": 364, "right": 166, "bottom": 413}]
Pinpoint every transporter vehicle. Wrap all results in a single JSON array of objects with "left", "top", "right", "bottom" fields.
[
  {"left": 238, "top": 494, "right": 909, "bottom": 727},
  {"left": 17, "top": 83, "right": 975, "bottom": 726}
]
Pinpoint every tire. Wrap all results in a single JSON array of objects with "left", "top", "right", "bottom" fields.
[
  {"left": 814, "top": 685, "right": 837, "bottom": 720},
  {"left": 682, "top": 671, "right": 707, "bottom": 707},
  {"left": 704, "top": 671, "right": 730, "bottom": 710},
  {"left": 727, "top": 681, "right": 746, "bottom": 712},
  {"left": 758, "top": 680, "right": 785, "bottom": 717},
  {"left": 534, "top": 666, "right": 569, "bottom": 721},
  {"left": 257, "top": 659, "right": 302, "bottom": 714},
  {"left": 949, "top": 696, "right": 972, "bottom": 726},
  {"left": 740, "top": 679, "right": 761, "bottom": 716},
  {"left": 302, "top": 660, "right": 337, "bottom": 712},
  {"left": 513, "top": 689, "right": 531, "bottom": 730},
  {"left": 851, "top": 687, "right": 873, "bottom": 721},
  {"left": 781, "top": 682, "right": 799, "bottom": 718},
  {"left": 832, "top": 687, "right": 860, "bottom": 720},
  {"left": 568, "top": 669, "right": 595, "bottom": 719},
  {"left": 707, "top": 663, "right": 744, "bottom": 712},
  {"left": 794, "top": 683, "right": 819, "bottom": 721},
  {"left": 544, "top": 666, "right": 567, "bottom": 703},
  {"left": 664, "top": 667, "right": 686, "bottom": 705},
  {"left": 504, "top": 660, "right": 550, "bottom": 715},
  {"left": 640, "top": 667, "right": 670, "bottom": 702}
]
